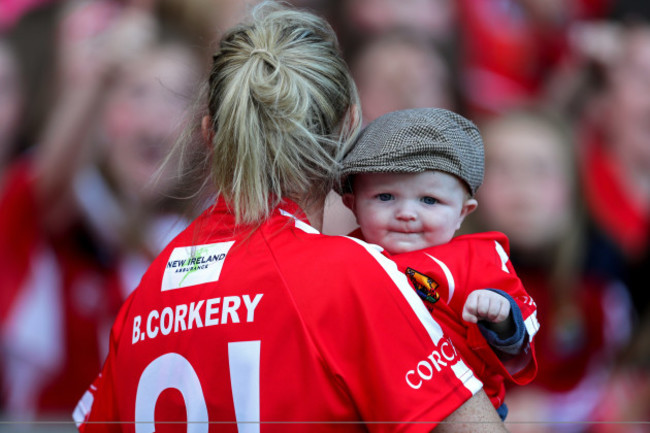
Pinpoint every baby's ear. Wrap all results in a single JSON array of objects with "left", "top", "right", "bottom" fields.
[
  {"left": 457, "top": 198, "right": 478, "bottom": 229},
  {"left": 341, "top": 193, "right": 355, "bottom": 211},
  {"left": 462, "top": 198, "right": 478, "bottom": 217}
]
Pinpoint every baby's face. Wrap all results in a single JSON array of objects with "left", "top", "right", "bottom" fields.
[{"left": 346, "top": 171, "right": 476, "bottom": 254}]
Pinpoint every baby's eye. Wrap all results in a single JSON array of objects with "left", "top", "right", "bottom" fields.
[
  {"left": 377, "top": 193, "right": 393, "bottom": 201},
  {"left": 421, "top": 196, "right": 438, "bottom": 205}
]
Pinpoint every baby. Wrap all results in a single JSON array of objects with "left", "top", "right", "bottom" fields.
[{"left": 340, "top": 108, "right": 540, "bottom": 419}]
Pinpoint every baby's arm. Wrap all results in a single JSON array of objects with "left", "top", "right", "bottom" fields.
[
  {"left": 462, "top": 289, "right": 511, "bottom": 326},
  {"left": 463, "top": 289, "right": 527, "bottom": 356}
]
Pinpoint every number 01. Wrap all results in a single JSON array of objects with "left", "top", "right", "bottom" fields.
[{"left": 135, "top": 341, "right": 261, "bottom": 433}]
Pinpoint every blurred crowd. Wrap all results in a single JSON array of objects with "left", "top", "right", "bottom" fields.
[{"left": 0, "top": 0, "right": 648, "bottom": 432}]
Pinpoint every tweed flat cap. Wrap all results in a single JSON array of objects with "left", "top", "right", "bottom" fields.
[{"left": 341, "top": 108, "right": 484, "bottom": 195}]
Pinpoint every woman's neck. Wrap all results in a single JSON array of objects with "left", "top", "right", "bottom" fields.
[{"left": 297, "top": 199, "right": 325, "bottom": 232}]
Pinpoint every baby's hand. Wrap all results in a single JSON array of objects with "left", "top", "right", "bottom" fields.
[{"left": 462, "top": 290, "right": 511, "bottom": 325}]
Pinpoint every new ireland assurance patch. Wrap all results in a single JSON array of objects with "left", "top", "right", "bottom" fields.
[{"left": 162, "top": 241, "right": 235, "bottom": 291}]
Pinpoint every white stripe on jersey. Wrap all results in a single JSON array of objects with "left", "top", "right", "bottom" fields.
[
  {"left": 494, "top": 240, "right": 510, "bottom": 273},
  {"left": 423, "top": 253, "right": 456, "bottom": 303},
  {"left": 525, "top": 311, "right": 541, "bottom": 339},
  {"left": 72, "top": 387, "right": 95, "bottom": 427},
  {"left": 279, "top": 209, "right": 319, "bottom": 234},
  {"left": 344, "top": 237, "right": 445, "bottom": 345},
  {"left": 344, "top": 237, "right": 482, "bottom": 395},
  {"left": 451, "top": 359, "right": 483, "bottom": 395}
]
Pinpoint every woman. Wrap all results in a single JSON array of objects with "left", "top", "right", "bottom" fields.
[{"left": 73, "top": 3, "right": 504, "bottom": 431}]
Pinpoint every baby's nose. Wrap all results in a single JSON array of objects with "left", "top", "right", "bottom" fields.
[{"left": 395, "top": 203, "right": 417, "bottom": 221}]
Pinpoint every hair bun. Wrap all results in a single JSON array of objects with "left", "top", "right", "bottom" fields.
[
  {"left": 247, "top": 45, "right": 300, "bottom": 123},
  {"left": 250, "top": 48, "right": 278, "bottom": 64}
]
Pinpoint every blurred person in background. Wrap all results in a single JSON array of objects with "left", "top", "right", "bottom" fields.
[
  {"left": 551, "top": 18, "right": 650, "bottom": 424},
  {"left": 466, "top": 108, "right": 633, "bottom": 432},
  {"left": 572, "top": 20, "right": 650, "bottom": 320},
  {"left": 567, "top": 24, "right": 650, "bottom": 431},
  {"left": 589, "top": 311, "right": 650, "bottom": 433},
  {"left": 349, "top": 31, "right": 457, "bottom": 126},
  {"left": 333, "top": 0, "right": 457, "bottom": 49},
  {"left": 0, "top": 0, "right": 207, "bottom": 420},
  {"left": 323, "top": 30, "right": 458, "bottom": 235},
  {"left": 455, "top": 0, "right": 613, "bottom": 119},
  {"left": 1, "top": 0, "right": 68, "bottom": 192}
]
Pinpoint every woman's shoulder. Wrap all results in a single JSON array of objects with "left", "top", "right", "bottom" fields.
[
  {"left": 268, "top": 228, "right": 399, "bottom": 282},
  {"left": 281, "top": 228, "right": 387, "bottom": 265}
]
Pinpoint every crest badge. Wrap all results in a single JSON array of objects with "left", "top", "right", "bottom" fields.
[{"left": 405, "top": 267, "right": 439, "bottom": 311}]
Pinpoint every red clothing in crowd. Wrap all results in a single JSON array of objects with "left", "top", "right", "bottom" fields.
[
  {"left": 0, "top": 160, "right": 124, "bottom": 414},
  {"left": 578, "top": 128, "right": 649, "bottom": 259},
  {"left": 456, "top": 0, "right": 612, "bottom": 117},
  {"left": 456, "top": 0, "right": 567, "bottom": 115},
  {"left": 515, "top": 268, "right": 626, "bottom": 394}
]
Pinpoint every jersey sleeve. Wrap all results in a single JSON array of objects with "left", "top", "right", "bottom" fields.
[
  {"left": 478, "top": 289, "right": 527, "bottom": 356},
  {"left": 73, "top": 368, "right": 118, "bottom": 433}
]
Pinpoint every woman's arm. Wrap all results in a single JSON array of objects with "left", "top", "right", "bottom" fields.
[{"left": 434, "top": 390, "right": 509, "bottom": 433}]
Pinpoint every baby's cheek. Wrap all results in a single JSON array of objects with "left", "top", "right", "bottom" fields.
[{"left": 361, "top": 228, "right": 383, "bottom": 246}]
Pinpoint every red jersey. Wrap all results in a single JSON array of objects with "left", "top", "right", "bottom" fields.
[
  {"left": 0, "top": 160, "right": 124, "bottom": 416},
  {"left": 74, "top": 198, "right": 482, "bottom": 432},
  {"left": 578, "top": 127, "right": 648, "bottom": 259},
  {"left": 390, "top": 232, "right": 539, "bottom": 410}
]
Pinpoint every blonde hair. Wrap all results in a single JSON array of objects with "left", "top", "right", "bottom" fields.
[{"left": 205, "top": 1, "right": 360, "bottom": 225}]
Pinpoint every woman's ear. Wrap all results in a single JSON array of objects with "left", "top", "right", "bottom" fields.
[
  {"left": 201, "top": 115, "right": 214, "bottom": 148},
  {"left": 349, "top": 103, "right": 361, "bottom": 132}
]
